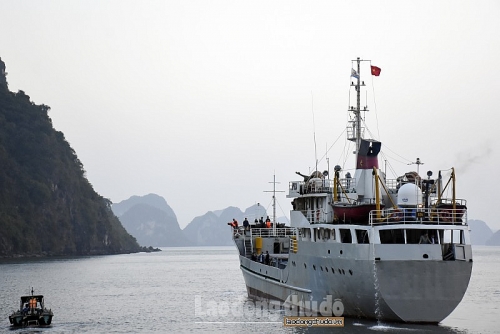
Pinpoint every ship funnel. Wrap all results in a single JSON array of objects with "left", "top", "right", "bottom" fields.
[{"left": 356, "top": 139, "right": 381, "bottom": 169}]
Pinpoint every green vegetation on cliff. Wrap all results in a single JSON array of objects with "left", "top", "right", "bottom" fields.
[{"left": 0, "top": 58, "right": 141, "bottom": 256}]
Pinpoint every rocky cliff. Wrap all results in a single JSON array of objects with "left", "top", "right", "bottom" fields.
[{"left": 0, "top": 57, "right": 141, "bottom": 257}]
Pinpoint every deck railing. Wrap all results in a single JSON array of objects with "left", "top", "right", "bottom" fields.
[
  {"left": 369, "top": 207, "right": 467, "bottom": 226},
  {"left": 249, "top": 227, "right": 297, "bottom": 238}
]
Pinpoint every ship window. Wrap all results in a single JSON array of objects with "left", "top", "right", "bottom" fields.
[
  {"left": 302, "top": 228, "right": 310, "bottom": 240},
  {"left": 379, "top": 229, "right": 405, "bottom": 244},
  {"left": 407, "top": 229, "right": 426, "bottom": 244},
  {"left": 437, "top": 229, "right": 444, "bottom": 244},
  {"left": 274, "top": 242, "right": 280, "bottom": 253},
  {"left": 339, "top": 229, "right": 352, "bottom": 243},
  {"left": 442, "top": 229, "right": 463, "bottom": 244},
  {"left": 331, "top": 229, "right": 336, "bottom": 240},
  {"left": 429, "top": 230, "right": 440, "bottom": 244},
  {"left": 355, "top": 229, "right": 369, "bottom": 244}
]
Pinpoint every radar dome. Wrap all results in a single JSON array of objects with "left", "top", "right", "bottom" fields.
[{"left": 397, "top": 183, "right": 423, "bottom": 207}]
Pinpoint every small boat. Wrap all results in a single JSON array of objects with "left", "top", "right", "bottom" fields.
[{"left": 9, "top": 288, "right": 53, "bottom": 327}]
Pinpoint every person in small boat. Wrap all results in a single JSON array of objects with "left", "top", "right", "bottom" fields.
[
  {"left": 22, "top": 303, "right": 29, "bottom": 314},
  {"left": 419, "top": 232, "right": 431, "bottom": 244}
]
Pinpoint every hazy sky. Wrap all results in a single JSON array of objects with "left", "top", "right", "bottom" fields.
[{"left": 2, "top": 1, "right": 499, "bottom": 229}]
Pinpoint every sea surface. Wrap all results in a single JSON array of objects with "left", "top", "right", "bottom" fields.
[{"left": 0, "top": 246, "right": 498, "bottom": 333}]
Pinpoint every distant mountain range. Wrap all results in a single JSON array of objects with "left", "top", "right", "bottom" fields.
[
  {"left": 112, "top": 193, "right": 287, "bottom": 247},
  {"left": 468, "top": 220, "right": 500, "bottom": 246},
  {"left": 114, "top": 194, "right": 500, "bottom": 247}
]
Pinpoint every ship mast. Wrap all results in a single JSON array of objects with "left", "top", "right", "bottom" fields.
[
  {"left": 264, "top": 174, "right": 284, "bottom": 235},
  {"left": 355, "top": 57, "right": 362, "bottom": 152},
  {"left": 348, "top": 57, "right": 367, "bottom": 156}
]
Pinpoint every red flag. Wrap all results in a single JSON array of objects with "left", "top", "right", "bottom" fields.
[{"left": 371, "top": 65, "right": 381, "bottom": 76}]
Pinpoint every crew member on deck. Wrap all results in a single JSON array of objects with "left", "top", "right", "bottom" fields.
[
  {"left": 227, "top": 219, "right": 238, "bottom": 229},
  {"left": 243, "top": 218, "right": 249, "bottom": 232},
  {"left": 265, "top": 216, "right": 271, "bottom": 228},
  {"left": 419, "top": 232, "right": 431, "bottom": 244}
]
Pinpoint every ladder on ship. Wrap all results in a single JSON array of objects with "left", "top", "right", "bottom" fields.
[{"left": 244, "top": 237, "right": 252, "bottom": 258}]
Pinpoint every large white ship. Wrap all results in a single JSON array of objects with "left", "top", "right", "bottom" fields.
[{"left": 231, "top": 58, "right": 472, "bottom": 323}]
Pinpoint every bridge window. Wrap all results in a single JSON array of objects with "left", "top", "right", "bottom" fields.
[
  {"left": 442, "top": 229, "right": 465, "bottom": 244},
  {"left": 406, "top": 229, "right": 424, "bottom": 244},
  {"left": 355, "top": 229, "right": 369, "bottom": 244},
  {"left": 379, "top": 229, "right": 405, "bottom": 244},
  {"left": 339, "top": 229, "right": 352, "bottom": 243}
]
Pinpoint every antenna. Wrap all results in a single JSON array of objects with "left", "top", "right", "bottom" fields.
[
  {"left": 408, "top": 157, "right": 424, "bottom": 175},
  {"left": 264, "top": 173, "right": 284, "bottom": 236},
  {"left": 311, "top": 91, "right": 318, "bottom": 172}
]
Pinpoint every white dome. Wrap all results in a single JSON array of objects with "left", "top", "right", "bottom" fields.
[{"left": 397, "top": 183, "right": 423, "bottom": 207}]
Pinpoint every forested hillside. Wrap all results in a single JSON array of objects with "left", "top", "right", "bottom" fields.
[{"left": 0, "top": 57, "right": 141, "bottom": 257}]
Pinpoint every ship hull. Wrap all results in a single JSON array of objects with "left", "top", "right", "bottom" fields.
[{"left": 238, "top": 242, "right": 472, "bottom": 323}]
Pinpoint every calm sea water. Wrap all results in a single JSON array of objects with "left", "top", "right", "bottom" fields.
[{"left": 0, "top": 246, "right": 498, "bottom": 333}]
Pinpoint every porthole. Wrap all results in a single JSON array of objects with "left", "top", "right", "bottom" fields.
[
  {"left": 326, "top": 267, "right": 329, "bottom": 272},
  {"left": 349, "top": 269, "right": 353, "bottom": 275},
  {"left": 423, "top": 254, "right": 429, "bottom": 259},
  {"left": 313, "top": 265, "right": 316, "bottom": 270},
  {"left": 304, "top": 263, "right": 307, "bottom": 269},
  {"left": 320, "top": 266, "right": 323, "bottom": 271},
  {"left": 340, "top": 250, "right": 343, "bottom": 255}
]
